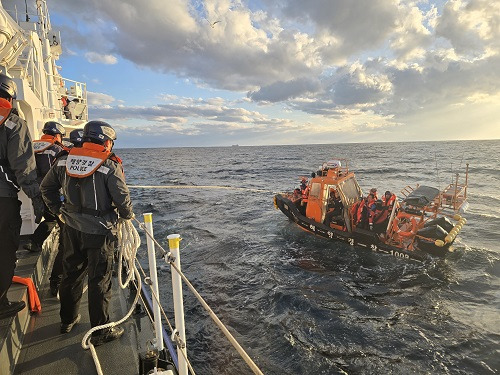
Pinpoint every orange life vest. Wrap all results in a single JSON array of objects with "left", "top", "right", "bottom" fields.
[
  {"left": 383, "top": 193, "right": 396, "bottom": 207},
  {"left": 33, "top": 134, "right": 58, "bottom": 153},
  {"left": 0, "top": 98, "right": 13, "bottom": 127},
  {"left": 301, "top": 186, "right": 309, "bottom": 202},
  {"left": 356, "top": 200, "right": 367, "bottom": 224},
  {"left": 65, "top": 142, "right": 112, "bottom": 178},
  {"left": 373, "top": 208, "right": 389, "bottom": 225}
]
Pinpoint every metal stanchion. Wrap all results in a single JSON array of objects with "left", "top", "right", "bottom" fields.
[
  {"left": 143, "top": 213, "right": 164, "bottom": 352},
  {"left": 167, "top": 234, "right": 188, "bottom": 375}
]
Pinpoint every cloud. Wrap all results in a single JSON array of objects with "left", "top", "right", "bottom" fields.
[
  {"left": 277, "top": 0, "right": 399, "bottom": 57},
  {"left": 87, "top": 91, "right": 116, "bottom": 105},
  {"left": 248, "top": 77, "right": 322, "bottom": 102},
  {"left": 89, "top": 97, "right": 291, "bottom": 130},
  {"left": 48, "top": 0, "right": 500, "bottom": 145},
  {"left": 436, "top": 0, "right": 500, "bottom": 56},
  {"left": 85, "top": 52, "right": 118, "bottom": 64}
]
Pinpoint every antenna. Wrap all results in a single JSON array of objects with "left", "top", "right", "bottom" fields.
[{"left": 24, "top": 0, "right": 30, "bottom": 21}]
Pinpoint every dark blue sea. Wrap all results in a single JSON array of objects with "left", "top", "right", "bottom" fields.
[{"left": 120, "top": 140, "right": 499, "bottom": 375}]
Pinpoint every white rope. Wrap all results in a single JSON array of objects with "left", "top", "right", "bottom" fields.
[
  {"left": 81, "top": 218, "right": 142, "bottom": 375},
  {"left": 128, "top": 184, "right": 277, "bottom": 194},
  {"left": 117, "top": 218, "right": 141, "bottom": 288}
]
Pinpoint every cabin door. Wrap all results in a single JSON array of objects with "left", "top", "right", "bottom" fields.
[{"left": 305, "top": 182, "right": 325, "bottom": 222}]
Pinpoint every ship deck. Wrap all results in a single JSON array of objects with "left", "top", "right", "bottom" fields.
[{"left": 0, "top": 235, "right": 158, "bottom": 375}]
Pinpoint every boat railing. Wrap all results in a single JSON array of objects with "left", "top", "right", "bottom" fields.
[
  {"left": 99, "top": 213, "right": 264, "bottom": 375},
  {"left": 5, "top": 1, "right": 52, "bottom": 33},
  {"left": 52, "top": 75, "right": 89, "bottom": 121}
]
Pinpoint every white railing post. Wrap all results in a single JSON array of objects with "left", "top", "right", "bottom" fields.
[
  {"left": 143, "top": 213, "right": 164, "bottom": 352},
  {"left": 167, "top": 234, "right": 188, "bottom": 375}
]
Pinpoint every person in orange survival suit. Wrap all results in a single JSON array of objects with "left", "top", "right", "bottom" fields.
[
  {"left": 0, "top": 73, "right": 44, "bottom": 320},
  {"left": 24, "top": 121, "right": 66, "bottom": 253},
  {"left": 41, "top": 121, "right": 133, "bottom": 345}
]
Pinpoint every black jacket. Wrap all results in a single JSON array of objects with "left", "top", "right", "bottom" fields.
[
  {"left": 0, "top": 110, "right": 39, "bottom": 199},
  {"left": 40, "top": 151, "right": 133, "bottom": 235}
]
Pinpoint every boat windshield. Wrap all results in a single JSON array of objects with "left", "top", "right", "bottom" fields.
[{"left": 338, "top": 177, "right": 362, "bottom": 205}]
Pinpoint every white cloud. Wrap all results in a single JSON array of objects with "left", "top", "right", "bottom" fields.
[
  {"left": 85, "top": 52, "right": 118, "bottom": 65},
  {"left": 49, "top": 0, "right": 500, "bottom": 145},
  {"left": 87, "top": 91, "right": 116, "bottom": 105}
]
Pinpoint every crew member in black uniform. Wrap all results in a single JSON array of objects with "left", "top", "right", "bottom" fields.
[
  {"left": 48, "top": 128, "right": 84, "bottom": 296},
  {"left": 41, "top": 120, "right": 133, "bottom": 344},
  {"left": 24, "top": 121, "right": 66, "bottom": 253},
  {"left": 324, "top": 188, "right": 344, "bottom": 227},
  {"left": 0, "top": 73, "right": 44, "bottom": 319}
]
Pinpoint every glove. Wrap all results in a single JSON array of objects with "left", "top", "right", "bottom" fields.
[
  {"left": 118, "top": 212, "right": 135, "bottom": 223},
  {"left": 32, "top": 195, "right": 45, "bottom": 224}
]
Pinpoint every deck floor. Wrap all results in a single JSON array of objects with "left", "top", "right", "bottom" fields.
[{"left": 4, "top": 236, "right": 158, "bottom": 375}]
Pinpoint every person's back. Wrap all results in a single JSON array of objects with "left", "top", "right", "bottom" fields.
[
  {"left": 24, "top": 121, "right": 66, "bottom": 252},
  {"left": 0, "top": 73, "right": 43, "bottom": 319},
  {"left": 41, "top": 120, "right": 133, "bottom": 344},
  {"left": 33, "top": 121, "right": 65, "bottom": 182}
]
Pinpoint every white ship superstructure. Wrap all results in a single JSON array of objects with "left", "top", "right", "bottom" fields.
[{"left": 1, "top": 0, "right": 87, "bottom": 234}]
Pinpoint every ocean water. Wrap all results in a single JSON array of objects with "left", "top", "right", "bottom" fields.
[{"left": 120, "top": 140, "right": 499, "bottom": 375}]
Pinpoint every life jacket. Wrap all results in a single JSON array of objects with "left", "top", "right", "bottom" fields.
[
  {"left": 33, "top": 134, "right": 62, "bottom": 153},
  {"left": 373, "top": 207, "right": 389, "bottom": 225},
  {"left": 65, "top": 142, "right": 112, "bottom": 178},
  {"left": 383, "top": 193, "right": 396, "bottom": 208},
  {"left": 301, "top": 186, "right": 309, "bottom": 202},
  {"left": 356, "top": 200, "right": 367, "bottom": 224},
  {"left": 0, "top": 98, "right": 13, "bottom": 127},
  {"left": 367, "top": 195, "right": 376, "bottom": 211}
]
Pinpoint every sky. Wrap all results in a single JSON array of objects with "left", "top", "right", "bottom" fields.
[{"left": 41, "top": 0, "right": 500, "bottom": 148}]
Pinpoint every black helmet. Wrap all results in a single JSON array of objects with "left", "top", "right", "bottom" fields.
[
  {"left": 0, "top": 73, "right": 17, "bottom": 99},
  {"left": 69, "top": 128, "right": 84, "bottom": 146},
  {"left": 83, "top": 120, "right": 116, "bottom": 144},
  {"left": 43, "top": 121, "right": 66, "bottom": 136}
]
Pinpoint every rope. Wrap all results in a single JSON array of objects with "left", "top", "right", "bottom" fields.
[
  {"left": 128, "top": 184, "right": 277, "bottom": 194},
  {"left": 132, "top": 217, "right": 264, "bottom": 375},
  {"left": 117, "top": 218, "right": 141, "bottom": 288},
  {"left": 81, "top": 218, "right": 142, "bottom": 375}
]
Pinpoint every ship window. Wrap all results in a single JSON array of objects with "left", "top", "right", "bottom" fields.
[{"left": 309, "top": 182, "right": 321, "bottom": 198}]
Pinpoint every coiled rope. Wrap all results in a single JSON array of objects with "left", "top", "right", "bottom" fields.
[
  {"left": 81, "top": 218, "right": 142, "bottom": 375},
  {"left": 80, "top": 214, "right": 264, "bottom": 375}
]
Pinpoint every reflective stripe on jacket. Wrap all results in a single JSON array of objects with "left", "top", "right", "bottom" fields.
[
  {"left": 40, "top": 145, "right": 133, "bottom": 235},
  {"left": 0, "top": 111, "right": 39, "bottom": 198}
]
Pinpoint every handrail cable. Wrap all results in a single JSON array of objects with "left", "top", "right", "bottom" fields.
[{"left": 132, "top": 217, "right": 264, "bottom": 375}]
